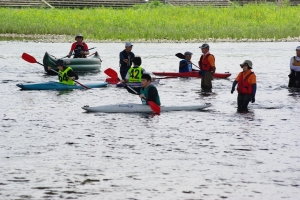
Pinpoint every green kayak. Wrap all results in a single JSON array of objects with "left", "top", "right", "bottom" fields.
[{"left": 43, "top": 52, "right": 102, "bottom": 73}]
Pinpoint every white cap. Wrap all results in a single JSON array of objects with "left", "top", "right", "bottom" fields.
[
  {"left": 296, "top": 46, "right": 300, "bottom": 50},
  {"left": 125, "top": 42, "right": 133, "bottom": 47}
]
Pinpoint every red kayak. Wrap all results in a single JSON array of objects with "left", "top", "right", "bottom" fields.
[{"left": 152, "top": 71, "right": 231, "bottom": 78}]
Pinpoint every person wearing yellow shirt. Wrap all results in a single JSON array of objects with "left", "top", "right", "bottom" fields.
[{"left": 231, "top": 60, "right": 257, "bottom": 112}]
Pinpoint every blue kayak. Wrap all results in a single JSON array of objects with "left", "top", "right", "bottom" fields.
[{"left": 16, "top": 81, "right": 108, "bottom": 90}]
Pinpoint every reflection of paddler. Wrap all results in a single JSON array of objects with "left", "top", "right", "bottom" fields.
[
  {"left": 231, "top": 60, "right": 256, "bottom": 112},
  {"left": 47, "top": 59, "right": 78, "bottom": 85},
  {"left": 288, "top": 46, "right": 300, "bottom": 88}
]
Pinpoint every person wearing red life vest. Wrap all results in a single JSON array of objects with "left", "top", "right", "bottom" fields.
[
  {"left": 231, "top": 60, "right": 257, "bottom": 112},
  {"left": 198, "top": 44, "right": 216, "bottom": 92},
  {"left": 67, "top": 34, "right": 89, "bottom": 58}
]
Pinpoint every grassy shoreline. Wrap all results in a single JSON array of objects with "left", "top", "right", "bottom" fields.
[{"left": 0, "top": 3, "right": 300, "bottom": 41}]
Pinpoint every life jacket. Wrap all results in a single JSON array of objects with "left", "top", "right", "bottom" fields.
[
  {"left": 179, "top": 60, "right": 193, "bottom": 73},
  {"left": 119, "top": 50, "right": 134, "bottom": 70},
  {"left": 140, "top": 85, "right": 161, "bottom": 106},
  {"left": 237, "top": 71, "right": 254, "bottom": 95},
  {"left": 58, "top": 67, "right": 75, "bottom": 85},
  {"left": 293, "top": 56, "right": 300, "bottom": 66},
  {"left": 199, "top": 53, "right": 214, "bottom": 71},
  {"left": 128, "top": 66, "right": 143, "bottom": 82},
  {"left": 74, "top": 42, "right": 86, "bottom": 58}
]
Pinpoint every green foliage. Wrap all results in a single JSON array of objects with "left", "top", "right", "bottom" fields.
[{"left": 0, "top": 3, "right": 299, "bottom": 40}]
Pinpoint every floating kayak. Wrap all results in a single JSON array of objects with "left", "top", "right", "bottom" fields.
[
  {"left": 116, "top": 79, "right": 160, "bottom": 87},
  {"left": 152, "top": 71, "right": 231, "bottom": 78},
  {"left": 82, "top": 103, "right": 211, "bottom": 113},
  {"left": 16, "top": 81, "right": 108, "bottom": 90},
  {"left": 43, "top": 52, "right": 102, "bottom": 73}
]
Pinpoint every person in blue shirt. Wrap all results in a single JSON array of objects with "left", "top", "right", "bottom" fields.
[
  {"left": 179, "top": 51, "right": 193, "bottom": 73},
  {"left": 119, "top": 42, "right": 135, "bottom": 80}
]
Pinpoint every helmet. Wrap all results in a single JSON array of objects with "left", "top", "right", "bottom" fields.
[{"left": 75, "top": 34, "right": 84, "bottom": 40}]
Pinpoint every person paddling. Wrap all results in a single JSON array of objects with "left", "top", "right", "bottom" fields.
[
  {"left": 288, "top": 46, "right": 300, "bottom": 88},
  {"left": 125, "top": 57, "right": 146, "bottom": 83},
  {"left": 67, "top": 34, "right": 89, "bottom": 58},
  {"left": 231, "top": 60, "right": 257, "bottom": 112},
  {"left": 119, "top": 42, "right": 135, "bottom": 80},
  {"left": 198, "top": 44, "right": 216, "bottom": 92},
  {"left": 179, "top": 51, "right": 193, "bottom": 73},
  {"left": 121, "top": 73, "right": 161, "bottom": 106},
  {"left": 47, "top": 59, "right": 79, "bottom": 85}
]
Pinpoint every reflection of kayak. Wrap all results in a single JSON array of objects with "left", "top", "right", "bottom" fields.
[
  {"left": 16, "top": 81, "right": 108, "bottom": 90},
  {"left": 116, "top": 79, "right": 160, "bottom": 87},
  {"left": 152, "top": 71, "right": 231, "bottom": 78},
  {"left": 82, "top": 103, "right": 211, "bottom": 113},
  {"left": 43, "top": 52, "right": 101, "bottom": 73}
]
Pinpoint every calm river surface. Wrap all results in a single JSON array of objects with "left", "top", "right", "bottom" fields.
[{"left": 0, "top": 42, "right": 300, "bottom": 199}]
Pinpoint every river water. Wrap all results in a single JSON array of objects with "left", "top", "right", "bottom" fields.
[{"left": 0, "top": 41, "right": 299, "bottom": 199}]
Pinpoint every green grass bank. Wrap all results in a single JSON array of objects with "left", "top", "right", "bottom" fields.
[{"left": 0, "top": 2, "right": 300, "bottom": 41}]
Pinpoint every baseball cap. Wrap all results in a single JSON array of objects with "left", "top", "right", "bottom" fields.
[
  {"left": 296, "top": 46, "right": 300, "bottom": 50},
  {"left": 199, "top": 43, "right": 209, "bottom": 49},
  {"left": 125, "top": 42, "right": 133, "bottom": 47},
  {"left": 184, "top": 51, "right": 193, "bottom": 56}
]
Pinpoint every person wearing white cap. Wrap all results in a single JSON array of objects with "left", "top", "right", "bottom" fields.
[
  {"left": 179, "top": 51, "right": 193, "bottom": 73},
  {"left": 288, "top": 46, "right": 300, "bottom": 88},
  {"left": 198, "top": 43, "right": 216, "bottom": 92},
  {"left": 119, "top": 42, "right": 135, "bottom": 80},
  {"left": 231, "top": 60, "right": 256, "bottom": 112},
  {"left": 67, "top": 34, "right": 89, "bottom": 58}
]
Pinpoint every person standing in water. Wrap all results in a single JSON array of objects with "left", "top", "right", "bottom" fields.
[
  {"left": 288, "top": 46, "right": 300, "bottom": 88},
  {"left": 67, "top": 34, "right": 89, "bottom": 58},
  {"left": 119, "top": 42, "right": 135, "bottom": 80},
  {"left": 198, "top": 44, "right": 216, "bottom": 92},
  {"left": 231, "top": 60, "right": 256, "bottom": 112}
]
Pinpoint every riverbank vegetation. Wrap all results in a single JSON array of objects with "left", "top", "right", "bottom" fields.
[{"left": 0, "top": 2, "right": 299, "bottom": 41}]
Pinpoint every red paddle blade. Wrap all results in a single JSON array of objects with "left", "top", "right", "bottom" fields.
[
  {"left": 105, "top": 77, "right": 119, "bottom": 84},
  {"left": 22, "top": 53, "right": 38, "bottom": 63},
  {"left": 148, "top": 101, "right": 161, "bottom": 113},
  {"left": 104, "top": 68, "right": 119, "bottom": 80}
]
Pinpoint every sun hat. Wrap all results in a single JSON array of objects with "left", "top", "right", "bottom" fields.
[
  {"left": 184, "top": 51, "right": 193, "bottom": 56},
  {"left": 240, "top": 60, "right": 253, "bottom": 69},
  {"left": 125, "top": 42, "right": 133, "bottom": 47},
  {"left": 199, "top": 44, "right": 209, "bottom": 49}
]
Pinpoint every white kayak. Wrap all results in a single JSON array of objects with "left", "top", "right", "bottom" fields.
[{"left": 82, "top": 103, "right": 211, "bottom": 113}]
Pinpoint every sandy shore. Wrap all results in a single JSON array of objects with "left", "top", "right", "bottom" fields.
[{"left": 1, "top": 33, "right": 300, "bottom": 43}]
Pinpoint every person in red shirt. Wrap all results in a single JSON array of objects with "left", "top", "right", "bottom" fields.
[{"left": 67, "top": 34, "right": 89, "bottom": 58}]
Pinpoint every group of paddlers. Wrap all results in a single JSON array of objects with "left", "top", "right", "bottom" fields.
[{"left": 52, "top": 33, "right": 300, "bottom": 112}]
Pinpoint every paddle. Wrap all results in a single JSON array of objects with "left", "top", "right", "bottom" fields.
[
  {"left": 61, "top": 47, "right": 97, "bottom": 59},
  {"left": 104, "top": 68, "right": 161, "bottom": 113},
  {"left": 175, "top": 53, "right": 200, "bottom": 69},
  {"left": 22, "top": 52, "right": 91, "bottom": 89}
]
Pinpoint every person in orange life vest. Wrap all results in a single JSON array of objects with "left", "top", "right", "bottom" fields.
[
  {"left": 67, "top": 34, "right": 89, "bottom": 58},
  {"left": 288, "top": 46, "right": 300, "bottom": 88},
  {"left": 231, "top": 60, "right": 256, "bottom": 112},
  {"left": 47, "top": 59, "right": 78, "bottom": 85},
  {"left": 179, "top": 51, "right": 193, "bottom": 73},
  {"left": 198, "top": 44, "right": 216, "bottom": 92}
]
